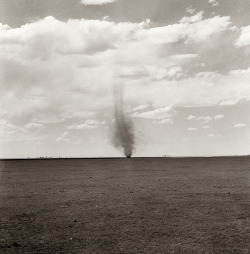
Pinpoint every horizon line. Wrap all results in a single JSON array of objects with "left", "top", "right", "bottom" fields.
[{"left": 1, "top": 155, "right": 250, "bottom": 160}]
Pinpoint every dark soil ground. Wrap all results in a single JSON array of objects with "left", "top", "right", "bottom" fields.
[{"left": 0, "top": 157, "right": 250, "bottom": 253}]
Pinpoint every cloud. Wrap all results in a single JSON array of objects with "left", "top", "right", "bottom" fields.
[
  {"left": 208, "top": 133, "right": 221, "bottom": 138},
  {"left": 186, "top": 114, "right": 224, "bottom": 124},
  {"left": 137, "top": 15, "right": 232, "bottom": 44},
  {"left": 24, "top": 123, "right": 43, "bottom": 129},
  {"left": 156, "top": 66, "right": 184, "bottom": 80},
  {"left": 67, "top": 119, "right": 104, "bottom": 130},
  {"left": 56, "top": 132, "right": 70, "bottom": 142},
  {"left": 187, "top": 115, "right": 196, "bottom": 120},
  {"left": 233, "top": 123, "right": 246, "bottom": 128},
  {"left": 208, "top": 133, "right": 215, "bottom": 137},
  {"left": 85, "top": 119, "right": 105, "bottom": 125},
  {"left": 132, "top": 104, "right": 150, "bottom": 111},
  {"left": 229, "top": 67, "right": 250, "bottom": 76},
  {"left": 209, "top": 0, "right": 219, "bottom": 7},
  {"left": 186, "top": 7, "right": 195, "bottom": 15},
  {"left": 0, "top": 120, "right": 23, "bottom": 138},
  {"left": 0, "top": 16, "right": 147, "bottom": 58},
  {"left": 0, "top": 8, "right": 249, "bottom": 158},
  {"left": 80, "top": 0, "right": 117, "bottom": 5},
  {"left": 68, "top": 123, "right": 97, "bottom": 130},
  {"left": 214, "top": 114, "right": 224, "bottom": 120},
  {"left": 195, "top": 72, "right": 218, "bottom": 79},
  {"left": 119, "top": 66, "right": 149, "bottom": 79},
  {"left": 179, "top": 11, "right": 204, "bottom": 24},
  {"left": 235, "top": 26, "right": 250, "bottom": 47},
  {"left": 153, "top": 119, "right": 174, "bottom": 125},
  {"left": 0, "top": 14, "right": 247, "bottom": 146},
  {"left": 197, "top": 116, "right": 213, "bottom": 123},
  {"left": 132, "top": 106, "right": 175, "bottom": 120}
]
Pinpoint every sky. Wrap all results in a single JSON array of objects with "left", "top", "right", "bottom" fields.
[{"left": 0, "top": 0, "right": 250, "bottom": 158}]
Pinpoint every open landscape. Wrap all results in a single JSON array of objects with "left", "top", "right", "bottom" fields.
[
  {"left": 1, "top": 0, "right": 250, "bottom": 253},
  {"left": 0, "top": 157, "right": 249, "bottom": 253}
]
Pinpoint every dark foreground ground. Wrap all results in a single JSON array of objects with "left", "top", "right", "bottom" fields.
[{"left": 0, "top": 157, "right": 250, "bottom": 254}]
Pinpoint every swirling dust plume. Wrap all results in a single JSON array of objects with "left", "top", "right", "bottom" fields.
[{"left": 111, "top": 81, "right": 134, "bottom": 158}]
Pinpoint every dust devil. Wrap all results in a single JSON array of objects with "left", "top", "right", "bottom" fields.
[{"left": 112, "top": 81, "right": 135, "bottom": 158}]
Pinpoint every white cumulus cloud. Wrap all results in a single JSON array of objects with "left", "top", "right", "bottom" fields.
[
  {"left": 137, "top": 15, "right": 232, "bottom": 44},
  {"left": 235, "top": 26, "right": 250, "bottom": 47},
  {"left": 186, "top": 7, "right": 196, "bottom": 15},
  {"left": 179, "top": 11, "right": 204, "bottom": 24},
  {"left": 156, "top": 66, "right": 184, "bottom": 80},
  {"left": 132, "top": 106, "right": 175, "bottom": 120},
  {"left": 233, "top": 123, "right": 246, "bottom": 128},
  {"left": 209, "top": 0, "right": 219, "bottom": 7},
  {"left": 187, "top": 115, "right": 196, "bottom": 120},
  {"left": 214, "top": 115, "right": 224, "bottom": 120},
  {"left": 0, "top": 14, "right": 248, "bottom": 148}
]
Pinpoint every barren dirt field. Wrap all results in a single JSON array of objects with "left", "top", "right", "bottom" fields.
[{"left": 0, "top": 157, "right": 250, "bottom": 253}]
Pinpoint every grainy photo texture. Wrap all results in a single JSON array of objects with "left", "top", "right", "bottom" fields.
[{"left": 0, "top": 0, "right": 250, "bottom": 253}]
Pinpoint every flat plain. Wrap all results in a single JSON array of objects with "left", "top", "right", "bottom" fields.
[{"left": 0, "top": 157, "right": 250, "bottom": 253}]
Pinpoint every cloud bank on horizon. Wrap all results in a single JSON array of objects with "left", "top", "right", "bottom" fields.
[{"left": 0, "top": 0, "right": 250, "bottom": 157}]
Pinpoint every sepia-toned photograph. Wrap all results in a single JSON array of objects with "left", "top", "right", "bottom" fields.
[{"left": 0, "top": 0, "right": 250, "bottom": 253}]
